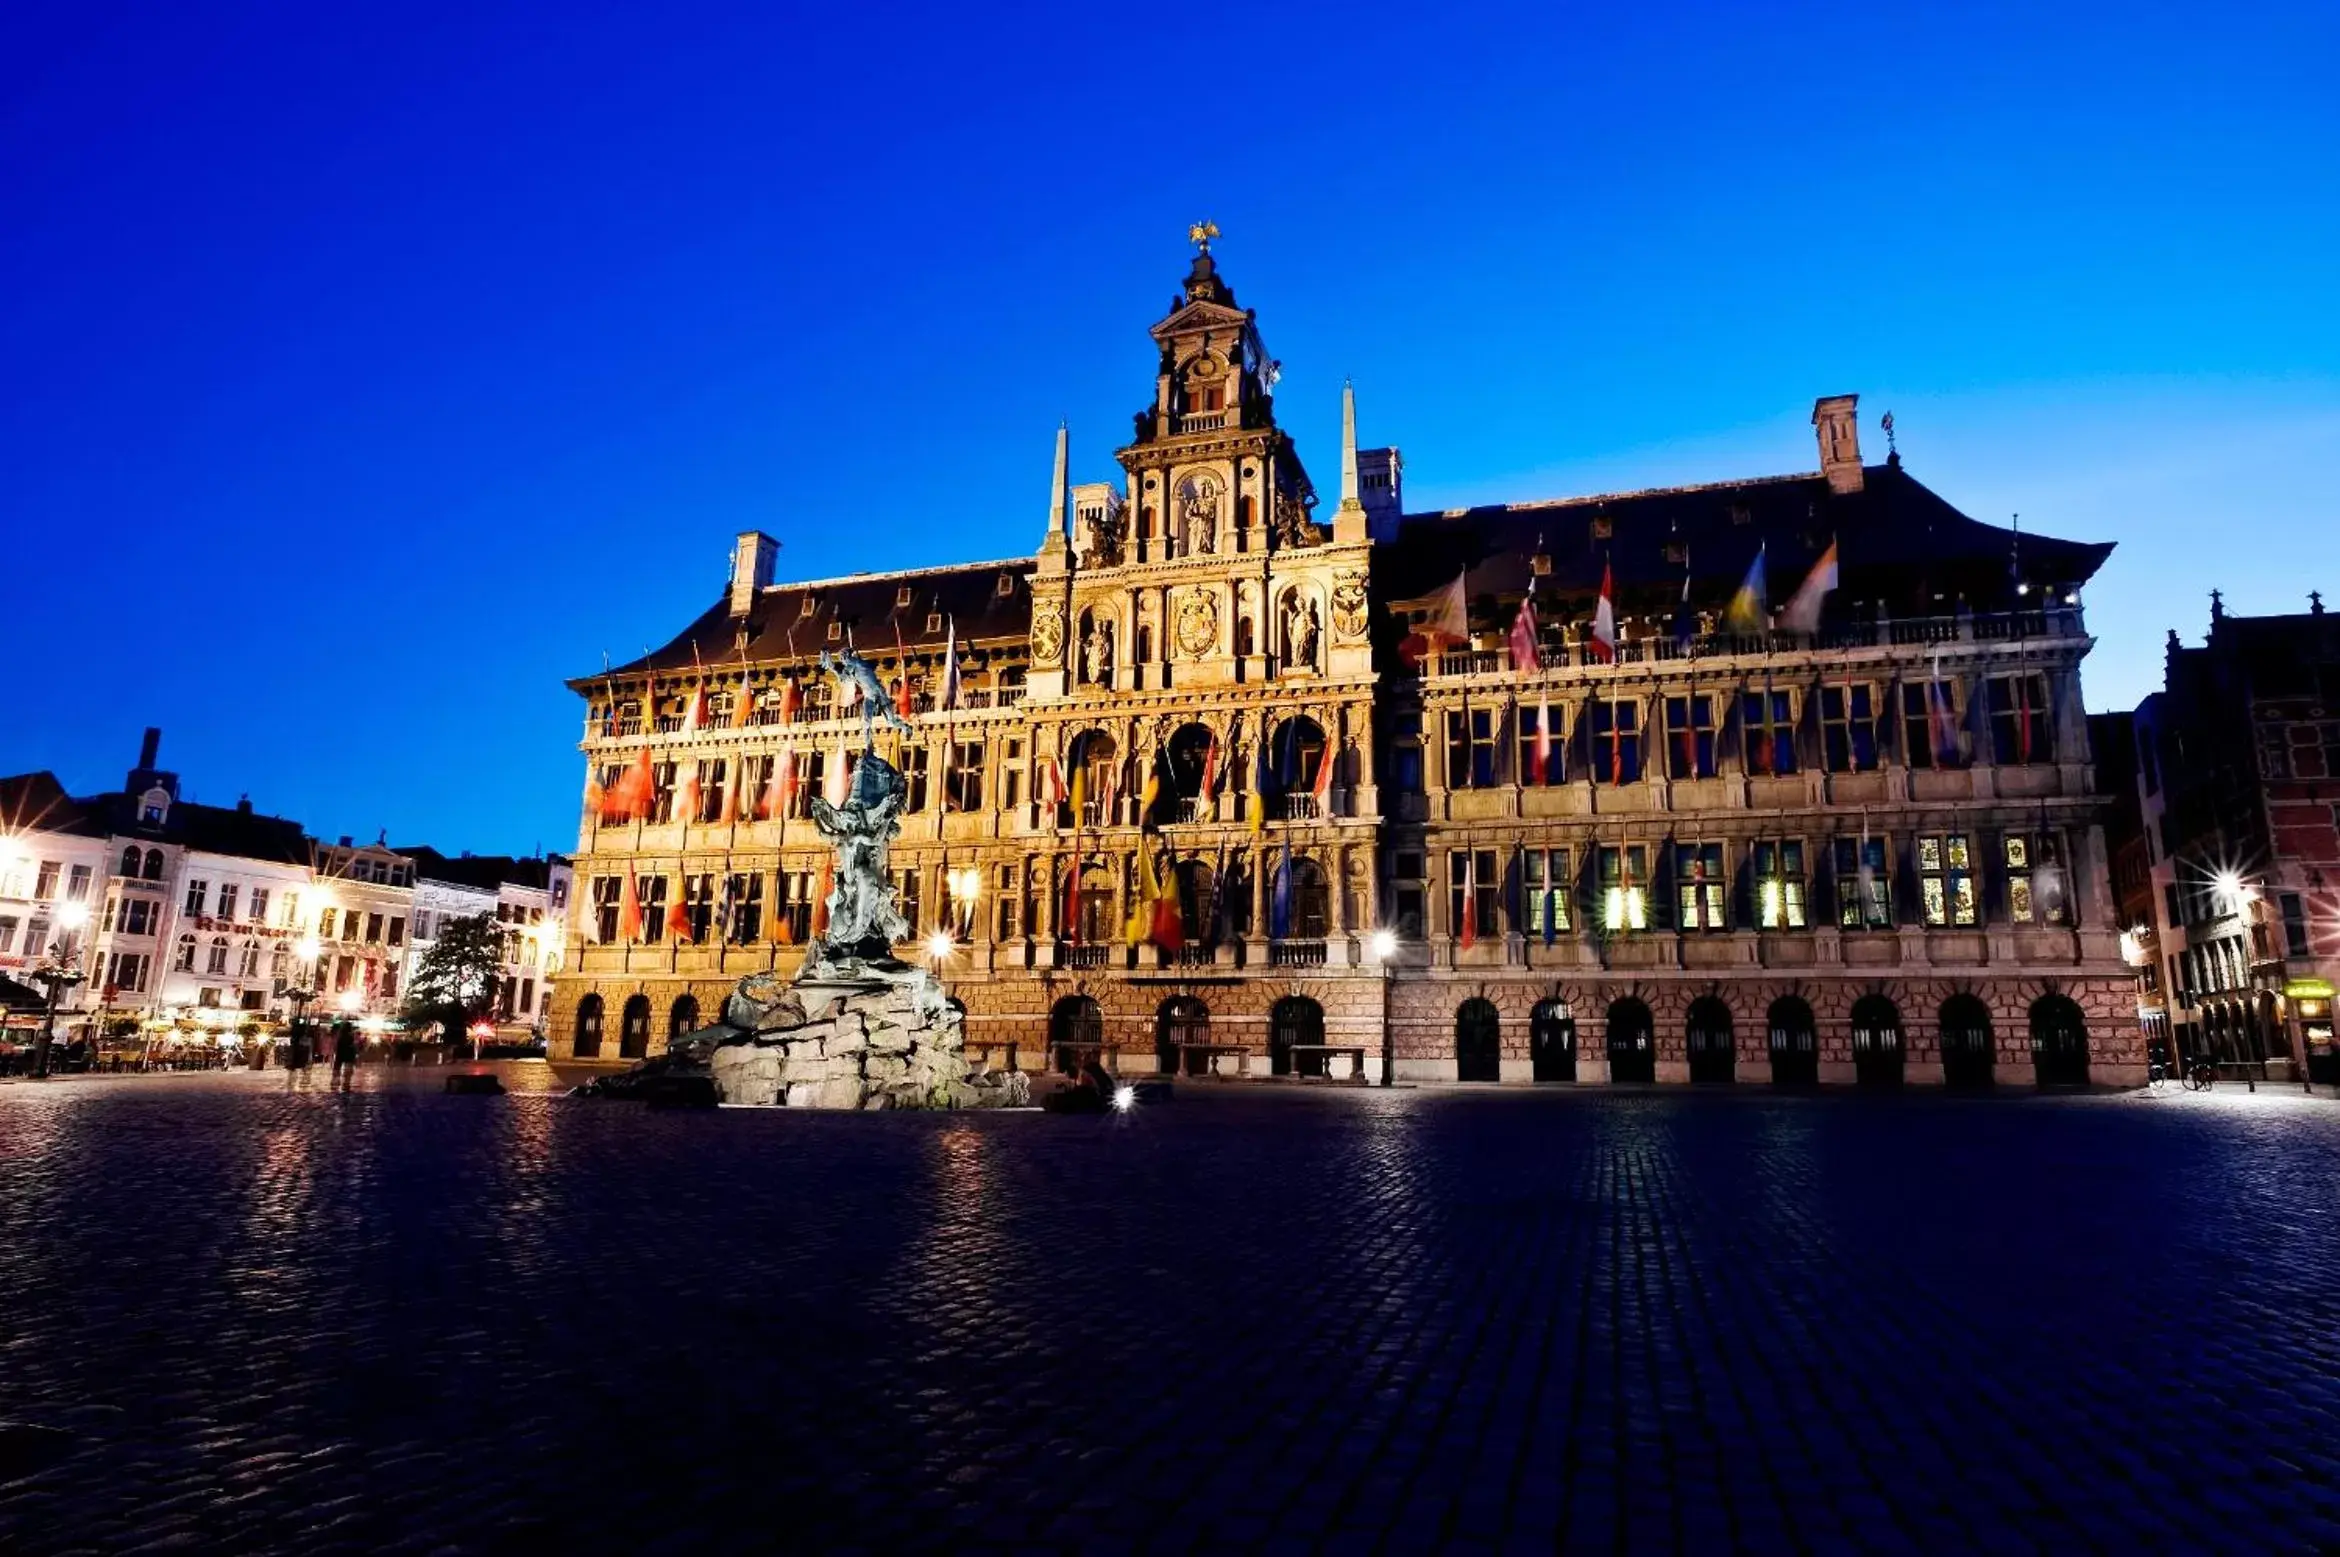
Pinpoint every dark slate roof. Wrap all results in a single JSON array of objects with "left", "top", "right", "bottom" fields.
[
  {"left": 1372, "top": 459, "right": 2113, "bottom": 628},
  {"left": 0, "top": 772, "right": 105, "bottom": 838},
  {"left": 584, "top": 558, "right": 1038, "bottom": 687},
  {"left": 73, "top": 791, "right": 313, "bottom": 865},
  {"left": 393, "top": 847, "right": 560, "bottom": 892}
]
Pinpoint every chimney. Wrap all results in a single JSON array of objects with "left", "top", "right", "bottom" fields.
[
  {"left": 729, "top": 531, "right": 779, "bottom": 618},
  {"left": 138, "top": 727, "right": 161, "bottom": 770},
  {"left": 236, "top": 795, "right": 252, "bottom": 814},
  {"left": 1812, "top": 395, "right": 1863, "bottom": 494}
]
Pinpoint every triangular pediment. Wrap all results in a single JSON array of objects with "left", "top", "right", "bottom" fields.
[{"left": 1149, "top": 298, "right": 1249, "bottom": 343}]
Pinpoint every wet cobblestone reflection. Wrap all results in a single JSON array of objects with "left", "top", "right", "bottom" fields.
[{"left": 3, "top": 1070, "right": 2338, "bottom": 1553}]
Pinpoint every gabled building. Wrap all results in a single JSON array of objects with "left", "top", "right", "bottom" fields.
[
  {"left": 552, "top": 241, "right": 2140, "bottom": 1087},
  {"left": 2126, "top": 595, "right": 2340, "bottom": 1082}
]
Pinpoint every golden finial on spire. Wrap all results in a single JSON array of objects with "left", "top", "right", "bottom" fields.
[{"left": 1187, "top": 220, "right": 1221, "bottom": 253}]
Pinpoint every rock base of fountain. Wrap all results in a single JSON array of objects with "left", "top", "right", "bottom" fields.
[{"left": 695, "top": 966, "right": 1028, "bottom": 1111}]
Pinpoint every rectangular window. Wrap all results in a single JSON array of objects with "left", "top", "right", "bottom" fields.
[
  {"left": 697, "top": 759, "right": 729, "bottom": 823},
  {"left": 1517, "top": 703, "right": 1565, "bottom": 785},
  {"left": 1754, "top": 840, "right": 1808, "bottom": 929},
  {"left": 681, "top": 873, "right": 717, "bottom": 943},
  {"left": 1521, "top": 848, "right": 1571, "bottom": 937},
  {"left": 942, "top": 868, "right": 979, "bottom": 940},
  {"left": 993, "top": 863, "right": 1024, "bottom": 941},
  {"left": 217, "top": 883, "right": 240, "bottom": 921},
  {"left": 1597, "top": 845, "right": 1649, "bottom": 931},
  {"left": 387, "top": 916, "right": 405, "bottom": 947},
  {"left": 1918, "top": 834, "right": 1977, "bottom": 927},
  {"left": 0, "top": 917, "right": 15, "bottom": 954},
  {"left": 775, "top": 869, "right": 815, "bottom": 945},
  {"left": 126, "top": 899, "right": 157, "bottom": 936},
  {"left": 1390, "top": 711, "right": 1425, "bottom": 795},
  {"left": 365, "top": 912, "right": 384, "bottom": 944},
  {"left": 728, "top": 874, "right": 763, "bottom": 944},
  {"left": 1741, "top": 689, "right": 1797, "bottom": 775},
  {"left": 34, "top": 861, "right": 59, "bottom": 900},
  {"left": 1445, "top": 707, "right": 1499, "bottom": 789},
  {"left": 1987, "top": 674, "right": 2053, "bottom": 765},
  {"left": 1834, "top": 836, "right": 1891, "bottom": 928},
  {"left": 1663, "top": 695, "right": 1716, "bottom": 778},
  {"left": 1391, "top": 849, "right": 1426, "bottom": 941},
  {"left": 106, "top": 951, "right": 149, "bottom": 994},
  {"left": 1820, "top": 684, "right": 1879, "bottom": 773},
  {"left": 650, "top": 762, "right": 679, "bottom": 824},
  {"left": 2003, "top": 833, "right": 2071, "bottom": 925},
  {"left": 1001, "top": 739, "right": 1025, "bottom": 810},
  {"left": 249, "top": 886, "right": 270, "bottom": 924},
  {"left": 791, "top": 752, "right": 825, "bottom": 819},
  {"left": 896, "top": 867, "right": 922, "bottom": 936},
  {"left": 317, "top": 907, "right": 338, "bottom": 940},
  {"left": 901, "top": 745, "right": 930, "bottom": 812},
  {"left": 948, "top": 740, "right": 985, "bottom": 812},
  {"left": 1675, "top": 842, "right": 1727, "bottom": 930},
  {"left": 1446, "top": 849, "right": 1499, "bottom": 940},
  {"left": 1901, "top": 680, "right": 1962, "bottom": 769},
  {"left": 185, "top": 879, "right": 209, "bottom": 915},
  {"left": 2282, "top": 892, "right": 2310, "bottom": 958},
  {"left": 1590, "top": 699, "right": 1642, "bottom": 784},
  {"left": 66, "top": 864, "right": 92, "bottom": 902},
  {"left": 637, "top": 876, "right": 670, "bottom": 943}
]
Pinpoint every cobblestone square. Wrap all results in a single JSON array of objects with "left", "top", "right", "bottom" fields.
[{"left": 3, "top": 1070, "right": 2337, "bottom": 1553}]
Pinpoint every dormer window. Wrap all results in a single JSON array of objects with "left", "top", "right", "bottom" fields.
[
  {"left": 1591, "top": 516, "right": 1614, "bottom": 541},
  {"left": 895, "top": 586, "right": 913, "bottom": 608},
  {"left": 996, "top": 572, "right": 1015, "bottom": 597},
  {"left": 826, "top": 622, "right": 843, "bottom": 642},
  {"left": 798, "top": 596, "right": 817, "bottom": 618},
  {"left": 925, "top": 612, "right": 942, "bottom": 634}
]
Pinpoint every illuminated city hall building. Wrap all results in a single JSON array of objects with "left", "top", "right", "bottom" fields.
[{"left": 550, "top": 241, "right": 2144, "bottom": 1087}]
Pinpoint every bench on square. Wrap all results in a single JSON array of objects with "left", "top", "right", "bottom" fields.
[
  {"left": 1177, "top": 1043, "right": 1251, "bottom": 1078},
  {"left": 1286, "top": 1044, "right": 1369, "bottom": 1081}
]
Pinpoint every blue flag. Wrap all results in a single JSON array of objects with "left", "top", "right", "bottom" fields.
[{"left": 1270, "top": 843, "right": 1293, "bottom": 940}]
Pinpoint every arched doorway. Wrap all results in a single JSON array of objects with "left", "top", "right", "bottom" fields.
[
  {"left": 1274, "top": 857, "right": 1331, "bottom": 943},
  {"left": 618, "top": 994, "right": 652, "bottom": 1060},
  {"left": 1455, "top": 998, "right": 1501, "bottom": 1082},
  {"left": 1530, "top": 999, "right": 1577, "bottom": 1082},
  {"left": 668, "top": 994, "right": 701, "bottom": 1047},
  {"left": 573, "top": 994, "right": 604, "bottom": 1059},
  {"left": 1766, "top": 996, "right": 1818, "bottom": 1086},
  {"left": 1940, "top": 995, "right": 1994, "bottom": 1088},
  {"left": 1686, "top": 997, "right": 1735, "bottom": 1084},
  {"left": 1850, "top": 995, "right": 1904, "bottom": 1088},
  {"left": 1270, "top": 716, "right": 1328, "bottom": 812},
  {"left": 1052, "top": 995, "right": 1104, "bottom": 1074},
  {"left": 2030, "top": 994, "right": 2089, "bottom": 1086},
  {"left": 1270, "top": 996, "right": 1325, "bottom": 1076},
  {"left": 1607, "top": 997, "right": 1655, "bottom": 1083},
  {"left": 1158, "top": 996, "right": 1210, "bottom": 1075}
]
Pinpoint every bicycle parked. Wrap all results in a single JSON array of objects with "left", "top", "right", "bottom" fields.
[{"left": 2183, "top": 1054, "right": 2219, "bottom": 1091}]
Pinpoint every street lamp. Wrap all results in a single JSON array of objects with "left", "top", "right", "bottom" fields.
[
  {"left": 283, "top": 933, "right": 322, "bottom": 1064},
  {"left": 946, "top": 865, "right": 982, "bottom": 940},
  {"left": 1369, "top": 928, "right": 1398, "bottom": 1088},
  {"left": 28, "top": 902, "right": 91, "bottom": 1080},
  {"left": 925, "top": 928, "right": 954, "bottom": 975}
]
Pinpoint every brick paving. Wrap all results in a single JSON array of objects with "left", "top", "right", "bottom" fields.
[{"left": 2, "top": 1070, "right": 2338, "bottom": 1554}]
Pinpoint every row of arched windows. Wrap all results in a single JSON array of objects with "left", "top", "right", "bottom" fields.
[
  {"left": 1457, "top": 992, "right": 2087, "bottom": 1088},
  {"left": 119, "top": 846, "right": 166, "bottom": 881},
  {"left": 573, "top": 992, "right": 701, "bottom": 1060}
]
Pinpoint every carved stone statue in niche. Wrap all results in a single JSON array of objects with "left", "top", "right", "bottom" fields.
[
  {"left": 1174, "top": 474, "right": 1220, "bottom": 557},
  {"left": 1282, "top": 594, "right": 1321, "bottom": 671},
  {"left": 1081, "top": 616, "right": 1116, "bottom": 686}
]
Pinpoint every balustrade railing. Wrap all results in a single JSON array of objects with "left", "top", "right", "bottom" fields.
[{"left": 1427, "top": 608, "right": 2081, "bottom": 680}]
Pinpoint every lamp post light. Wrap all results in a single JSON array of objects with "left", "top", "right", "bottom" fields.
[
  {"left": 29, "top": 902, "right": 92, "bottom": 1080},
  {"left": 925, "top": 928, "right": 955, "bottom": 977},
  {"left": 1369, "top": 928, "right": 1398, "bottom": 1088},
  {"left": 283, "top": 933, "right": 322, "bottom": 1066}
]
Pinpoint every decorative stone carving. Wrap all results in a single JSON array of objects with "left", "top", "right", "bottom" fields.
[
  {"left": 1031, "top": 603, "right": 1066, "bottom": 666},
  {"left": 1331, "top": 569, "right": 1368, "bottom": 639},
  {"left": 1175, "top": 587, "right": 1220, "bottom": 658},
  {"left": 804, "top": 748, "right": 909, "bottom": 975},
  {"left": 1175, "top": 473, "right": 1221, "bottom": 555},
  {"left": 1282, "top": 592, "right": 1322, "bottom": 671},
  {"left": 1081, "top": 616, "right": 1116, "bottom": 685}
]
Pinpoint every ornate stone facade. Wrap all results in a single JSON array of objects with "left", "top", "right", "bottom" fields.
[{"left": 550, "top": 244, "right": 2143, "bottom": 1088}]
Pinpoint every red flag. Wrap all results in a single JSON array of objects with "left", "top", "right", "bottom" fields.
[
  {"left": 1199, "top": 730, "right": 1220, "bottom": 800},
  {"left": 583, "top": 773, "right": 605, "bottom": 817},
  {"left": 769, "top": 749, "right": 793, "bottom": 819},
  {"left": 732, "top": 679, "right": 756, "bottom": 729},
  {"left": 666, "top": 894, "right": 693, "bottom": 945},
  {"left": 1589, "top": 562, "right": 1617, "bottom": 663},
  {"left": 1509, "top": 586, "right": 1540, "bottom": 672},
  {"left": 1063, "top": 839, "right": 1082, "bottom": 944},
  {"left": 609, "top": 747, "right": 653, "bottom": 822},
  {"left": 1533, "top": 694, "right": 1552, "bottom": 785},
  {"left": 719, "top": 764, "right": 741, "bottom": 825},
  {"left": 778, "top": 677, "right": 800, "bottom": 724},
  {"left": 1610, "top": 704, "right": 1625, "bottom": 786},
  {"left": 2015, "top": 673, "right": 2033, "bottom": 764},
  {"left": 812, "top": 859, "right": 833, "bottom": 939},
  {"left": 618, "top": 869, "right": 642, "bottom": 942},
  {"left": 1310, "top": 731, "right": 1337, "bottom": 805},
  {"left": 679, "top": 767, "right": 702, "bottom": 825},
  {"left": 1458, "top": 852, "right": 1477, "bottom": 950}
]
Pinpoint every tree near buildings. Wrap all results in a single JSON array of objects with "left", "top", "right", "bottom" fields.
[{"left": 400, "top": 912, "right": 505, "bottom": 1055}]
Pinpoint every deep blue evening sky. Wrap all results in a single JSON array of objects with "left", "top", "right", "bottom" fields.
[{"left": 6, "top": 2, "right": 2335, "bottom": 853}]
